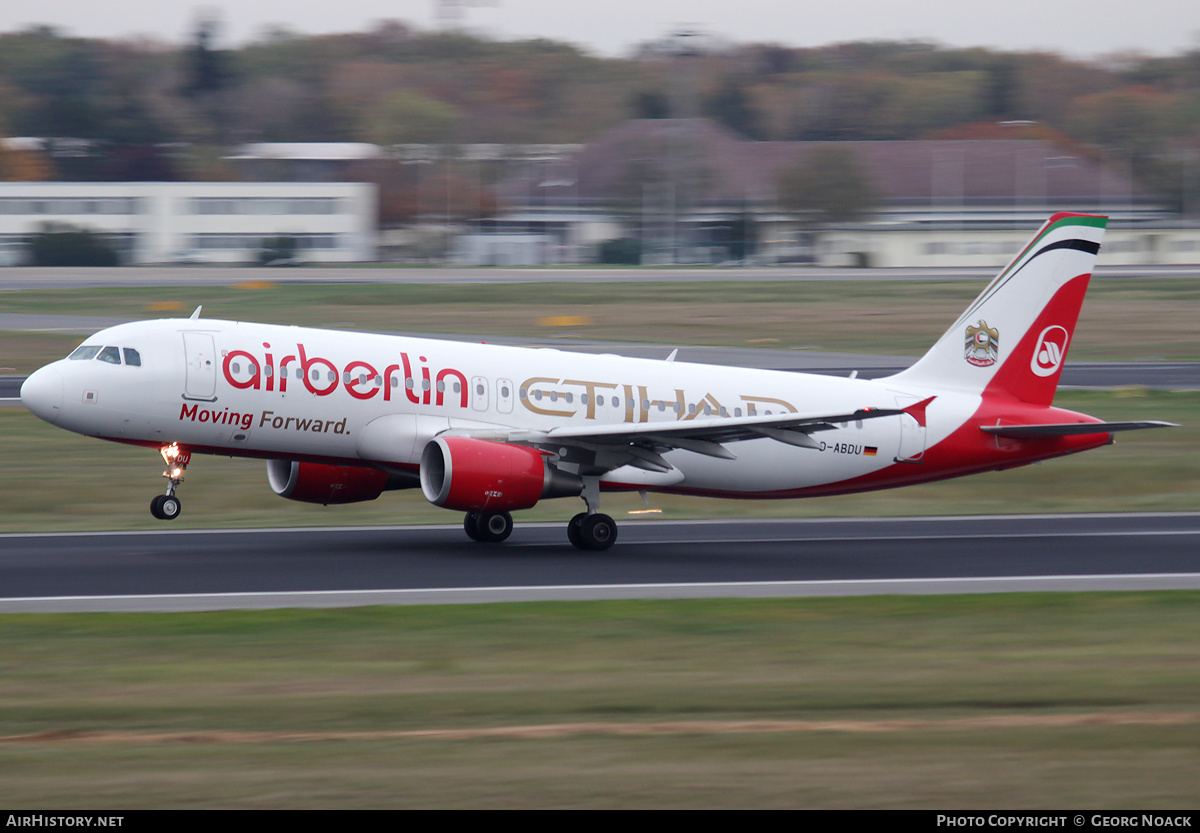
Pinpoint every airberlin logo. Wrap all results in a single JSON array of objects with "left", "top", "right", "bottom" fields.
[
  {"left": 1030, "top": 326, "right": 1069, "bottom": 377},
  {"left": 220, "top": 342, "right": 468, "bottom": 406}
]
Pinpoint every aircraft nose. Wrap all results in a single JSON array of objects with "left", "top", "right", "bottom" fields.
[{"left": 21, "top": 364, "right": 64, "bottom": 424}]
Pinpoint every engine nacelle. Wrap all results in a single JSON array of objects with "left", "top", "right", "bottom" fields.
[
  {"left": 267, "top": 459, "right": 390, "bottom": 505},
  {"left": 420, "top": 436, "right": 582, "bottom": 512}
]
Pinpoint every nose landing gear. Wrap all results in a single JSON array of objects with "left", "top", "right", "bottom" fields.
[{"left": 150, "top": 443, "right": 189, "bottom": 520}]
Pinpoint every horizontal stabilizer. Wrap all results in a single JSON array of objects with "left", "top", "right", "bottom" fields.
[
  {"left": 980, "top": 421, "right": 1178, "bottom": 438},
  {"left": 903, "top": 396, "right": 936, "bottom": 429}
]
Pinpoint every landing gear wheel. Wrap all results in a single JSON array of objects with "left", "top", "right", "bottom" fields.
[
  {"left": 152, "top": 443, "right": 189, "bottom": 522},
  {"left": 575, "top": 513, "right": 617, "bottom": 551},
  {"left": 567, "top": 512, "right": 587, "bottom": 549},
  {"left": 463, "top": 511, "right": 483, "bottom": 542},
  {"left": 472, "top": 511, "right": 513, "bottom": 543},
  {"left": 150, "top": 494, "right": 181, "bottom": 521}
]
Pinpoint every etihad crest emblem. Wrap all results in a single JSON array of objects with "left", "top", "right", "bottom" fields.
[{"left": 964, "top": 320, "right": 999, "bottom": 367}]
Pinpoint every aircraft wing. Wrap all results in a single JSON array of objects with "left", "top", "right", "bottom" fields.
[{"left": 458, "top": 397, "right": 934, "bottom": 472}]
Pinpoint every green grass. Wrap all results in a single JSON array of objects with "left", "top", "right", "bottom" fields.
[{"left": 0, "top": 595, "right": 1197, "bottom": 808}]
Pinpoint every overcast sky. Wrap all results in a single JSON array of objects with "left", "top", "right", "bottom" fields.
[{"left": 2, "top": 0, "right": 1198, "bottom": 59}]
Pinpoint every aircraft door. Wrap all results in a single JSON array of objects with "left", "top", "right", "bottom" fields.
[
  {"left": 182, "top": 332, "right": 217, "bottom": 401},
  {"left": 497, "top": 378, "right": 514, "bottom": 414},
  {"left": 471, "top": 376, "right": 488, "bottom": 412},
  {"left": 894, "top": 394, "right": 927, "bottom": 463}
]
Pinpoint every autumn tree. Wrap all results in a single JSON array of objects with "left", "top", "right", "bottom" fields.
[{"left": 777, "top": 145, "right": 876, "bottom": 226}]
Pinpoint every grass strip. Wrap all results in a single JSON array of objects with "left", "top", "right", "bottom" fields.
[{"left": 0, "top": 594, "right": 1197, "bottom": 807}]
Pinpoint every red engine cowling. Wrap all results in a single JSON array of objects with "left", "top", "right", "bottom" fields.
[
  {"left": 420, "top": 436, "right": 581, "bottom": 512},
  {"left": 267, "top": 459, "right": 390, "bottom": 505}
]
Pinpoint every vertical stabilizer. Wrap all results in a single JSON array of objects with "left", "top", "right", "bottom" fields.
[{"left": 888, "top": 213, "right": 1107, "bottom": 406}]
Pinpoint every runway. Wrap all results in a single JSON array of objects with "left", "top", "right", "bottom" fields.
[{"left": 2, "top": 513, "right": 1198, "bottom": 612}]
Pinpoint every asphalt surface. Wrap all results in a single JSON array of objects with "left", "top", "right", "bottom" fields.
[{"left": 2, "top": 514, "right": 1198, "bottom": 611}]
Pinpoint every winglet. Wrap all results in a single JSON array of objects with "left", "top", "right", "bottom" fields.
[
  {"left": 903, "top": 396, "right": 936, "bottom": 429},
  {"left": 189, "top": 305, "right": 203, "bottom": 319}
]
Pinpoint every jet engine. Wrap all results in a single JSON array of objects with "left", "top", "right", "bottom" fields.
[
  {"left": 420, "top": 436, "right": 582, "bottom": 512},
  {"left": 267, "top": 459, "right": 391, "bottom": 505}
]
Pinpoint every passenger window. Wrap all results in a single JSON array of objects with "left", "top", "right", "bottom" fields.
[
  {"left": 69, "top": 345, "right": 101, "bottom": 361},
  {"left": 97, "top": 346, "right": 122, "bottom": 365},
  {"left": 123, "top": 348, "right": 142, "bottom": 367}
]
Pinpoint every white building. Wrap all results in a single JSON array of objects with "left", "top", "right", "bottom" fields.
[{"left": 0, "top": 181, "right": 377, "bottom": 265}]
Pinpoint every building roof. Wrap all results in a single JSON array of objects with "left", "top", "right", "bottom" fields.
[
  {"left": 511, "top": 119, "right": 1154, "bottom": 210},
  {"left": 228, "top": 143, "right": 385, "bottom": 161}
]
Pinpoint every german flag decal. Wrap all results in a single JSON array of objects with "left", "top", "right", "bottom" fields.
[{"left": 864, "top": 446, "right": 879, "bottom": 456}]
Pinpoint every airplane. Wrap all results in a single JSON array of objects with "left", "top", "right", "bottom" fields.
[{"left": 19, "top": 213, "right": 1174, "bottom": 550}]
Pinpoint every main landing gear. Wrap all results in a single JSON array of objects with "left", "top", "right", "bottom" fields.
[
  {"left": 567, "top": 511, "right": 617, "bottom": 551},
  {"left": 463, "top": 510, "right": 514, "bottom": 543},
  {"left": 568, "top": 475, "right": 617, "bottom": 551},
  {"left": 150, "top": 443, "right": 190, "bottom": 521},
  {"left": 461, "top": 477, "right": 618, "bottom": 551}
]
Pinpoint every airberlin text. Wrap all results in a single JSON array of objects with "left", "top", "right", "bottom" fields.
[
  {"left": 179, "top": 403, "right": 347, "bottom": 435},
  {"left": 222, "top": 342, "right": 467, "bottom": 406}
]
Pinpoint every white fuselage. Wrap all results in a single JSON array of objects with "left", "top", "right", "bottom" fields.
[{"left": 26, "top": 317, "right": 972, "bottom": 498}]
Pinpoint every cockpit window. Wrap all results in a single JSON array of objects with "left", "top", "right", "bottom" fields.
[
  {"left": 123, "top": 348, "right": 141, "bottom": 367},
  {"left": 69, "top": 345, "right": 102, "bottom": 361},
  {"left": 97, "top": 346, "right": 122, "bottom": 365}
]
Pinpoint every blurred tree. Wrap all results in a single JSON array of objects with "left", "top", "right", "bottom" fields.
[
  {"left": 367, "top": 90, "right": 462, "bottom": 145},
  {"left": 184, "top": 16, "right": 225, "bottom": 97},
  {"left": 725, "top": 212, "right": 757, "bottom": 262},
  {"left": 598, "top": 237, "right": 641, "bottom": 264},
  {"left": 704, "top": 75, "right": 763, "bottom": 139},
  {"left": 0, "top": 24, "right": 1193, "bottom": 211},
  {"left": 0, "top": 145, "right": 55, "bottom": 180},
  {"left": 985, "top": 54, "right": 1021, "bottom": 119},
  {"left": 630, "top": 90, "right": 670, "bottom": 119},
  {"left": 777, "top": 146, "right": 876, "bottom": 227},
  {"left": 27, "top": 223, "right": 119, "bottom": 266}
]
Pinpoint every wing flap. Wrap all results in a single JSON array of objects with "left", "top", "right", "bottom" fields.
[
  {"left": 538, "top": 403, "right": 910, "bottom": 446},
  {"left": 463, "top": 400, "right": 928, "bottom": 451}
]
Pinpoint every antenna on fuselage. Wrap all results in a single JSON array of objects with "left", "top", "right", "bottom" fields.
[
  {"left": 666, "top": 349, "right": 678, "bottom": 362},
  {"left": 189, "top": 305, "right": 202, "bottom": 319}
]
